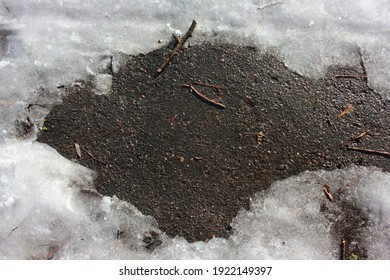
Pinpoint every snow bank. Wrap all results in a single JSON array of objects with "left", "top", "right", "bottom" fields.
[{"left": 1, "top": 143, "right": 388, "bottom": 259}]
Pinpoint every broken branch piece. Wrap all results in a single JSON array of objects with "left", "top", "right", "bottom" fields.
[
  {"left": 181, "top": 84, "right": 226, "bottom": 108},
  {"left": 103, "top": 123, "right": 124, "bottom": 137},
  {"left": 341, "top": 240, "right": 347, "bottom": 260},
  {"left": 157, "top": 20, "right": 197, "bottom": 73},
  {"left": 193, "top": 82, "right": 224, "bottom": 90},
  {"left": 323, "top": 184, "right": 334, "bottom": 201},
  {"left": 83, "top": 145, "right": 107, "bottom": 165},
  {"left": 347, "top": 146, "right": 390, "bottom": 157},
  {"left": 335, "top": 74, "right": 367, "bottom": 79},
  {"left": 351, "top": 131, "right": 367, "bottom": 141}
]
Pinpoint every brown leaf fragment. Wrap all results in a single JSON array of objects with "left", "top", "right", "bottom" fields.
[
  {"left": 323, "top": 184, "right": 334, "bottom": 201},
  {"left": 336, "top": 105, "right": 354, "bottom": 119},
  {"left": 74, "top": 142, "right": 82, "bottom": 159}
]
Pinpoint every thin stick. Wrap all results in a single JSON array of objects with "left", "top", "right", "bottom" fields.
[
  {"left": 193, "top": 82, "right": 224, "bottom": 90},
  {"left": 341, "top": 240, "right": 347, "bottom": 260},
  {"left": 335, "top": 74, "right": 367, "bottom": 79},
  {"left": 83, "top": 146, "right": 107, "bottom": 165},
  {"left": 351, "top": 131, "right": 367, "bottom": 141},
  {"left": 1, "top": 215, "right": 29, "bottom": 241},
  {"left": 103, "top": 123, "right": 124, "bottom": 137},
  {"left": 157, "top": 20, "right": 197, "bottom": 73},
  {"left": 347, "top": 146, "right": 390, "bottom": 157},
  {"left": 323, "top": 184, "right": 334, "bottom": 201},
  {"left": 181, "top": 84, "right": 226, "bottom": 108},
  {"left": 1, "top": 225, "right": 20, "bottom": 241},
  {"left": 257, "top": 1, "right": 283, "bottom": 10}
]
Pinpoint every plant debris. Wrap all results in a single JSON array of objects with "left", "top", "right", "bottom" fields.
[
  {"left": 37, "top": 43, "right": 390, "bottom": 243},
  {"left": 83, "top": 145, "right": 107, "bottom": 165},
  {"left": 181, "top": 83, "right": 226, "bottom": 108},
  {"left": 335, "top": 74, "right": 367, "bottom": 79},
  {"left": 337, "top": 105, "right": 354, "bottom": 119},
  {"left": 242, "top": 131, "right": 269, "bottom": 144},
  {"left": 323, "top": 184, "right": 334, "bottom": 201},
  {"left": 347, "top": 146, "right": 390, "bottom": 158},
  {"left": 351, "top": 131, "right": 367, "bottom": 141},
  {"left": 157, "top": 20, "right": 197, "bottom": 73},
  {"left": 74, "top": 142, "right": 82, "bottom": 159},
  {"left": 341, "top": 239, "right": 347, "bottom": 260}
]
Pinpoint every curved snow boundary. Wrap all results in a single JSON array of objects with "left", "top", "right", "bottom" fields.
[{"left": 1, "top": 140, "right": 388, "bottom": 259}]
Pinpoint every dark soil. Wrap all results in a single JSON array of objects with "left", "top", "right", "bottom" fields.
[{"left": 36, "top": 43, "right": 390, "bottom": 251}]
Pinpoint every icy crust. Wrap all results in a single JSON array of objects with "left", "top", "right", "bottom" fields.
[
  {"left": 0, "top": 141, "right": 160, "bottom": 259},
  {"left": 2, "top": 0, "right": 390, "bottom": 135},
  {"left": 1, "top": 0, "right": 390, "bottom": 110},
  {"left": 227, "top": 167, "right": 390, "bottom": 259},
  {"left": 152, "top": 166, "right": 390, "bottom": 260},
  {"left": 1, "top": 141, "right": 388, "bottom": 259}
]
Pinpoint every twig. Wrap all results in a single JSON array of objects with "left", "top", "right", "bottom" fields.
[
  {"left": 323, "top": 184, "right": 334, "bottom": 201},
  {"left": 351, "top": 131, "right": 367, "bottom": 141},
  {"left": 1, "top": 225, "right": 20, "bottom": 241},
  {"left": 103, "top": 123, "right": 124, "bottom": 137},
  {"left": 193, "top": 82, "right": 224, "bottom": 90},
  {"left": 2, "top": 2, "right": 12, "bottom": 13},
  {"left": 83, "top": 145, "right": 107, "bottom": 165},
  {"left": 347, "top": 146, "right": 390, "bottom": 157},
  {"left": 340, "top": 240, "right": 347, "bottom": 260},
  {"left": 335, "top": 74, "right": 367, "bottom": 79},
  {"left": 1, "top": 215, "right": 29, "bottom": 242},
  {"left": 157, "top": 20, "right": 197, "bottom": 73},
  {"left": 257, "top": 1, "right": 283, "bottom": 10},
  {"left": 181, "top": 84, "right": 226, "bottom": 108}
]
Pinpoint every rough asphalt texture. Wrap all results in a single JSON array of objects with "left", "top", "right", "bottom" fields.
[{"left": 36, "top": 43, "right": 390, "bottom": 258}]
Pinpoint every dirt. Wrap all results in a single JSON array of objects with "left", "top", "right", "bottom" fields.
[{"left": 36, "top": 43, "right": 390, "bottom": 257}]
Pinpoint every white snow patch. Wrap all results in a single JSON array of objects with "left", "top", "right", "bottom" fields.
[{"left": 0, "top": 142, "right": 388, "bottom": 259}]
